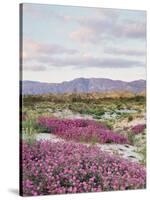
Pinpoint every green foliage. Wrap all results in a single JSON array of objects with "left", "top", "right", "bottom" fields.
[
  {"left": 116, "top": 103, "right": 122, "bottom": 109},
  {"left": 104, "top": 120, "right": 114, "bottom": 130},
  {"left": 138, "top": 145, "right": 146, "bottom": 165},
  {"left": 23, "top": 94, "right": 145, "bottom": 106},
  {"left": 22, "top": 118, "right": 37, "bottom": 136},
  {"left": 25, "top": 134, "right": 37, "bottom": 145},
  {"left": 90, "top": 136, "right": 99, "bottom": 145},
  {"left": 22, "top": 118, "right": 50, "bottom": 134},
  {"left": 127, "top": 132, "right": 135, "bottom": 145},
  {"left": 128, "top": 115, "right": 133, "bottom": 122}
]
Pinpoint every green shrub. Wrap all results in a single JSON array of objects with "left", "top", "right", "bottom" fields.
[
  {"left": 128, "top": 115, "right": 133, "bottom": 122},
  {"left": 127, "top": 132, "right": 135, "bottom": 145},
  {"left": 22, "top": 118, "right": 37, "bottom": 136},
  {"left": 138, "top": 145, "right": 146, "bottom": 165}
]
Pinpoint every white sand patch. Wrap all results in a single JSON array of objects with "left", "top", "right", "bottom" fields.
[
  {"left": 53, "top": 109, "right": 93, "bottom": 120},
  {"left": 36, "top": 133, "right": 65, "bottom": 142},
  {"left": 96, "top": 143, "right": 142, "bottom": 163},
  {"left": 114, "top": 117, "right": 146, "bottom": 130}
]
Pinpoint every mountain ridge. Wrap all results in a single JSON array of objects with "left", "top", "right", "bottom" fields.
[{"left": 22, "top": 78, "right": 146, "bottom": 95}]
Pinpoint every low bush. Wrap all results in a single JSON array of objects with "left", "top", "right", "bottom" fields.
[
  {"left": 131, "top": 124, "right": 146, "bottom": 134},
  {"left": 37, "top": 117, "right": 129, "bottom": 144},
  {"left": 128, "top": 115, "right": 133, "bottom": 122},
  {"left": 22, "top": 141, "right": 146, "bottom": 196}
]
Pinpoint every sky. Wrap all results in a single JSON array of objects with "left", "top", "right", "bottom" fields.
[{"left": 22, "top": 3, "right": 146, "bottom": 83}]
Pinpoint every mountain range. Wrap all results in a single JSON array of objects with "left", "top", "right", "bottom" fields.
[{"left": 22, "top": 78, "right": 146, "bottom": 95}]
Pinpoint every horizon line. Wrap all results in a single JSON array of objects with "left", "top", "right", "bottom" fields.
[{"left": 22, "top": 77, "right": 146, "bottom": 84}]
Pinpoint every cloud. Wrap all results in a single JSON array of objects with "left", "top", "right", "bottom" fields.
[
  {"left": 23, "top": 4, "right": 64, "bottom": 21},
  {"left": 24, "top": 4, "right": 146, "bottom": 43},
  {"left": 23, "top": 64, "right": 47, "bottom": 71},
  {"left": 70, "top": 27, "right": 96, "bottom": 43},
  {"left": 112, "top": 20, "right": 146, "bottom": 38},
  {"left": 69, "top": 12, "right": 146, "bottom": 44},
  {"left": 50, "top": 55, "right": 144, "bottom": 68},
  {"left": 28, "top": 54, "right": 144, "bottom": 69},
  {"left": 22, "top": 38, "right": 79, "bottom": 71},
  {"left": 23, "top": 37, "right": 144, "bottom": 71},
  {"left": 22, "top": 6, "right": 146, "bottom": 71},
  {"left": 23, "top": 50, "right": 144, "bottom": 71},
  {"left": 104, "top": 47, "right": 146, "bottom": 57},
  {"left": 23, "top": 38, "right": 78, "bottom": 57},
  {"left": 22, "top": 38, "right": 79, "bottom": 67}
]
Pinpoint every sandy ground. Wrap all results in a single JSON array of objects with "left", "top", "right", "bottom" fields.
[
  {"left": 53, "top": 109, "right": 93, "bottom": 120},
  {"left": 117, "top": 118, "right": 146, "bottom": 128},
  {"left": 36, "top": 133, "right": 65, "bottom": 143}
]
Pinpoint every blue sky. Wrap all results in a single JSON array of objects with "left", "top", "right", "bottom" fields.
[{"left": 22, "top": 3, "right": 146, "bottom": 83}]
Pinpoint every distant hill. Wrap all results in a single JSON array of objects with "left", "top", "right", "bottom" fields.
[{"left": 22, "top": 78, "right": 146, "bottom": 95}]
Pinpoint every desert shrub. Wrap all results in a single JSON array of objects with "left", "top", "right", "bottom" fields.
[
  {"left": 21, "top": 141, "right": 146, "bottom": 196},
  {"left": 131, "top": 124, "right": 146, "bottom": 135},
  {"left": 116, "top": 103, "right": 122, "bottom": 109},
  {"left": 93, "top": 115, "right": 102, "bottom": 120},
  {"left": 134, "top": 96, "right": 145, "bottom": 102},
  {"left": 34, "top": 123, "right": 50, "bottom": 133},
  {"left": 128, "top": 115, "right": 133, "bottom": 122},
  {"left": 138, "top": 145, "right": 146, "bottom": 165},
  {"left": 85, "top": 108, "right": 105, "bottom": 117},
  {"left": 104, "top": 120, "right": 114, "bottom": 130},
  {"left": 127, "top": 132, "right": 135, "bottom": 145},
  {"left": 22, "top": 111, "right": 52, "bottom": 136},
  {"left": 22, "top": 118, "right": 37, "bottom": 136}
]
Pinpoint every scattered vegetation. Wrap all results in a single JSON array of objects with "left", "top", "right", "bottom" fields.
[{"left": 21, "top": 93, "right": 146, "bottom": 195}]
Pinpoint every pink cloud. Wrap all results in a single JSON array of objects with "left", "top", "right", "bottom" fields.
[
  {"left": 69, "top": 14, "right": 146, "bottom": 44},
  {"left": 23, "top": 38, "right": 78, "bottom": 62},
  {"left": 70, "top": 28, "right": 95, "bottom": 43}
]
